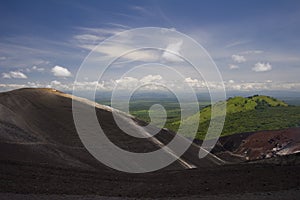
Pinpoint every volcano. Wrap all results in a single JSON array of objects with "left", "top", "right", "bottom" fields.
[
  {"left": 0, "top": 88, "right": 300, "bottom": 199},
  {"left": 0, "top": 88, "right": 225, "bottom": 171}
]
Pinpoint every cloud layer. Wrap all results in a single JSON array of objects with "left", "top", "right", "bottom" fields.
[{"left": 2, "top": 74, "right": 300, "bottom": 93}]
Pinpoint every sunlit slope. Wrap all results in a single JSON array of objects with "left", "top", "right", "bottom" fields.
[{"left": 169, "top": 95, "right": 300, "bottom": 139}]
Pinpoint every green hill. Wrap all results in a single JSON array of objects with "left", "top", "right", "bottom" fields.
[{"left": 167, "top": 95, "right": 300, "bottom": 140}]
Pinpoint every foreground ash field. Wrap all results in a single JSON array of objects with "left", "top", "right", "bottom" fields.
[{"left": 0, "top": 88, "right": 300, "bottom": 199}]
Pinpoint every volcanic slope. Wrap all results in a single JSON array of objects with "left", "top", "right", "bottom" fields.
[{"left": 0, "top": 88, "right": 224, "bottom": 172}]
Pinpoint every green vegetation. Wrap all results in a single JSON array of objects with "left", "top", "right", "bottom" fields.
[
  {"left": 100, "top": 95, "right": 300, "bottom": 140},
  {"left": 129, "top": 100, "right": 182, "bottom": 125},
  {"left": 99, "top": 99, "right": 209, "bottom": 128},
  {"left": 170, "top": 95, "right": 300, "bottom": 139},
  {"left": 197, "top": 95, "right": 288, "bottom": 121},
  {"left": 192, "top": 106, "right": 300, "bottom": 139}
]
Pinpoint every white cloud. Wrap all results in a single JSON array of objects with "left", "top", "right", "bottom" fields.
[
  {"left": 225, "top": 81, "right": 272, "bottom": 91},
  {"left": 51, "top": 65, "right": 72, "bottom": 77},
  {"left": 74, "top": 34, "right": 105, "bottom": 41},
  {"left": 50, "top": 75, "right": 165, "bottom": 91},
  {"left": 26, "top": 66, "right": 45, "bottom": 72},
  {"left": 73, "top": 34, "right": 106, "bottom": 45},
  {"left": 73, "top": 81, "right": 107, "bottom": 91},
  {"left": 73, "top": 26, "right": 126, "bottom": 47},
  {"left": 232, "top": 54, "right": 246, "bottom": 63},
  {"left": 32, "top": 66, "right": 45, "bottom": 72},
  {"left": 51, "top": 80, "right": 61, "bottom": 85},
  {"left": 49, "top": 80, "right": 73, "bottom": 90},
  {"left": 0, "top": 83, "right": 27, "bottom": 91},
  {"left": 252, "top": 62, "right": 272, "bottom": 72},
  {"left": 162, "top": 40, "right": 183, "bottom": 62},
  {"left": 0, "top": 56, "right": 6, "bottom": 60},
  {"left": 140, "top": 75, "right": 162, "bottom": 83},
  {"left": 26, "top": 81, "right": 49, "bottom": 88},
  {"left": 1, "top": 77, "right": 300, "bottom": 93},
  {"left": 75, "top": 29, "right": 186, "bottom": 64},
  {"left": 2, "top": 73, "right": 11, "bottom": 79},
  {"left": 72, "top": 80, "right": 300, "bottom": 92},
  {"left": 229, "top": 64, "right": 239, "bottom": 69},
  {"left": 240, "top": 50, "right": 264, "bottom": 55},
  {"left": 112, "top": 75, "right": 166, "bottom": 90},
  {"left": 115, "top": 77, "right": 139, "bottom": 89},
  {"left": 130, "top": 6, "right": 153, "bottom": 16},
  {"left": 2, "top": 71, "right": 28, "bottom": 79},
  {"left": 105, "top": 23, "right": 131, "bottom": 29},
  {"left": 80, "top": 43, "right": 159, "bottom": 63},
  {"left": 225, "top": 40, "right": 250, "bottom": 48},
  {"left": 184, "top": 77, "right": 205, "bottom": 88}
]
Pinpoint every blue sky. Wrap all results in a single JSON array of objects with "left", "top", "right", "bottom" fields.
[{"left": 1, "top": 0, "right": 300, "bottom": 92}]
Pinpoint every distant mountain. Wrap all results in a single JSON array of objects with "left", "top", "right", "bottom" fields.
[
  {"left": 169, "top": 95, "right": 300, "bottom": 139},
  {"left": 200, "top": 95, "right": 288, "bottom": 120}
]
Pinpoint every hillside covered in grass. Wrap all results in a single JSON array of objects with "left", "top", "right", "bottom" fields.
[{"left": 167, "top": 95, "right": 300, "bottom": 140}]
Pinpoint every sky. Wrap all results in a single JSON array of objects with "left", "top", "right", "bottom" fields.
[{"left": 0, "top": 0, "right": 300, "bottom": 93}]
